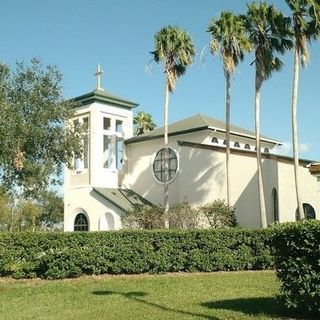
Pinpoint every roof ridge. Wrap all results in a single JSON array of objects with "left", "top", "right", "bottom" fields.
[
  {"left": 196, "top": 113, "right": 209, "bottom": 126},
  {"left": 149, "top": 113, "right": 204, "bottom": 131},
  {"left": 126, "top": 112, "right": 281, "bottom": 145}
]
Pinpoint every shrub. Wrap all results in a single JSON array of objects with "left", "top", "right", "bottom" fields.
[
  {"left": 122, "top": 204, "right": 165, "bottom": 229},
  {"left": 168, "top": 201, "right": 199, "bottom": 229},
  {"left": 198, "top": 200, "right": 237, "bottom": 228},
  {"left": 0, "top": 228, "right": 273, "bottom": 279},
  {"left": 122, "top": 200, "right": 236, "bottom": 230},
  {"left": 271, "top": 220, "right": 320, "bottom": 316}
]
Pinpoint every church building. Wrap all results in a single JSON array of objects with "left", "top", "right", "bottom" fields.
[{"left": 64, "top": 68, "right": 320, "bottom": 231}]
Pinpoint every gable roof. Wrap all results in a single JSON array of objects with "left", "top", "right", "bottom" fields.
[
  {"left": 125, "top": 113, "right": 280, "bottom": 145},
  {"left": 93, "top": 187, "right": 153, "bottom": 212},
  {"left": 72, "top": 89, "right": 138, "bottom": 109}
]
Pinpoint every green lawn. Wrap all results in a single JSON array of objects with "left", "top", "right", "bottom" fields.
[{"left": 0, "top": 271, "right": 299, "bottom": 320}]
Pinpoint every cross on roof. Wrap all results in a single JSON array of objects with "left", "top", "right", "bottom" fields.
[{"left": 94, "top": 64, "right": 104, "bottom": 91}]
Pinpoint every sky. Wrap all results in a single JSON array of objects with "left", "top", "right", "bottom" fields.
[{"left": 1, "top": 0, "right": 319, "bottom": 160}]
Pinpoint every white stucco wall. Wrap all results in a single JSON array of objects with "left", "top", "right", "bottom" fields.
[
  {"left": 64, "top": 97, "right": 133, "bottom": 232},
  {"left": 278, "top": 161, "right": 320, "bottom": 222},
  {"left": 89, "top": 102, "right": 133, "bottom": 188},
  {"left": 124, "top": 135, "right": 320, "bottom": 228},
  {"left": 64, "top": 187, "right": 123, "bottom": 232}
]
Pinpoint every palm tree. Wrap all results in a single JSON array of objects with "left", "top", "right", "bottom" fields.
[
  {"left": 207, "top": 12, "right": 252, "bottom": 206},
  {"left": 245, "top": 1, "right": 293, "bottom": 228},
  {"left": 151, "top": 26, "right": 195, "bottom": 214},
  {"left": 133, "top": 111, "right": 156, "bottom": 135},
  {"left": 285, "top": 0, "right": 320, "bottom": 220}
]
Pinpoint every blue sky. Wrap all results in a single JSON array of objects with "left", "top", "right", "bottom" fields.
[{"left": 1, "top": 0, "right": 319, "bottom": 160}]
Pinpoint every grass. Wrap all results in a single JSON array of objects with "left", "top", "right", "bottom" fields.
[{"left": 0, "top": 271, "right": 301, "bottom": 320}]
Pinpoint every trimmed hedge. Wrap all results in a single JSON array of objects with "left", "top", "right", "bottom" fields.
[
  {"left": 272, "top": 220, "right": 320, "bottom": 316},
  {"left": 0, "top": 228, "right": 273, "bottom": 279}
]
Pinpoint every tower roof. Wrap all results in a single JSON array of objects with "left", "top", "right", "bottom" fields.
[{"left": 72, "top": 89, "right": 138, "bottom": 109}]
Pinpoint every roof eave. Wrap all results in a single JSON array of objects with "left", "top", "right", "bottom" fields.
[
  {"left": 93, "top": 187, "right": 127, "bottom": 212},
  {"left": 125, "top": 125, "right": 209, "bottom": 144},
  {"left": 72, "top": 91, "right": 139, "bottom": 109}
]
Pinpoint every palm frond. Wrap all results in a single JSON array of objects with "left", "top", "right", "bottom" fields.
[
  {"left": 246, "top": 1, "right": 293, "bottom": 83},
  {"left": 285, "top": 0, "right": 320, "bottom": 67},
  {"left": 151, "top": 26, "right": 195, "bottom": 92},
  {"left": 133, "top": 111, "right": 156, "bottom": 135},
  {"left": 207, "top": 11, "right": 252, "bottom": 75}
]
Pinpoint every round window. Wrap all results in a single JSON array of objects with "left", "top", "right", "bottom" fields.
[{"left": 153, "top": 148, "right": 178, "bottom": 183}]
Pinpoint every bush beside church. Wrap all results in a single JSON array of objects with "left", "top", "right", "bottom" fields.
[
  {"left": 122, "top": 200, "right": 237, "bottom": 229},
  {"left": 1, "top": 221, "right": 319, "bottom": 316},
  {"left": 272, "top": 220, "right": 320, "bottom": 316},
  {"left": 0, "top": 228, "right": 273, "bottom": 279}
]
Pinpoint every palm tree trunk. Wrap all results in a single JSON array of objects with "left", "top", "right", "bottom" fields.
[
  {"left": 255, "top": 78, "right": 267, "bottom": 228},
  {"left": 163, "top": 79, "right": 170, "bottom": 227},
  {"left": 291, "top": 44, "right": 304, "bottom": 220},
  {"left": 225, "top": 72, "right": 231, "bottom": 206}
]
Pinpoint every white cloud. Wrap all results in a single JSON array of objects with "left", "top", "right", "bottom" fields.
[
  {"left": 271, "top": 141, "right": 312, "bottom": 156},
  {"left": 299, "top": 143, "right": 311, "bottom": 153},
  {"left": 272, "top": 142, "right": 291, "bottom": 156}
]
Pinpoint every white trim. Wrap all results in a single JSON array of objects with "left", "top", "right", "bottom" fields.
[
  {"left": 207, "top": 126, "right": 281, "bottom": 145},
  {"left": 71, "top": 114, "right": 90, "bottom": 173}
]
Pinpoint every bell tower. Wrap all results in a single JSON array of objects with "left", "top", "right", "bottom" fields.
[
  {"left": 64, "top": 66, "right": 138, "bottom": 231},
  {"left": 66, "top": 65, "right": 137, "bottom": 190}
]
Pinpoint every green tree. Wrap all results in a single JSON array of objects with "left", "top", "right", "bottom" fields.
[
  {"left": 38, "top": 191, "right": 64, "bottom": 230},
  {"left": 0, "top": 59, "right": 83, "bottom": 198},
  {"left": 207, "top": 12, "right": 252, "bottom": 206},
  {"left": 0, "top": 189, "right": 12, "bottom": 231},
  {"left": 245, "top": 2, "right": 293, "bottom": 228},
  {"left": 16, "top": 201, "right": 42, "bottom": 232},
  {"left": 150, "top": 26, "right": 195, "bottom": 216},
  {"left": 133, "top": 111, "right": 156, "bottom": 135},
  {"left": 0, "top": 187, "right": 63, "bottom": 232},
  {"left": 285, "top": 0, "right": 320, "bottom": 220}
]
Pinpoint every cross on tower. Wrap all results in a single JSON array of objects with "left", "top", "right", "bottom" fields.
[{"left": 95, "top": 64, "right": 104, "bottom": 90}]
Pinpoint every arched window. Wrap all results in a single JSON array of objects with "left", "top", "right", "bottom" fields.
[
  {"left": 304, "top": 203, "right": 316, "bottom": 219},
  {"left": 211, "top": 137, "right": 218, "bottom": 144},
  {"left": 74, "top": 213, "right": 89, "bottom": 231},
  {"left": 295, "top": 203, "right": 316, "bottom": 220},
  {"left": 234, "top": 142, "right": 240, "bottom": 148},
  {"left": 272, "top": 188, "right": 279, "bottom": 222},
  {"left": 264, "top": 148, "right": 269, "bottom": 153},
  {"left": 153, "top": 148, "right": 178, "bottom": 182},
  {"left": 223, "top": 139, "right": 227, "bottom": 145},
  {"left": 244, "top": 144, "right": 251, "bottom": 150}
]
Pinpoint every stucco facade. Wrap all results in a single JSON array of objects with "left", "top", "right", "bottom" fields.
[
  {"left": 123, "top": 133, "right": 320, "bottom": 228},
  {"left": 64, "top": 88, "right": 320, "bottom": 231}
]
